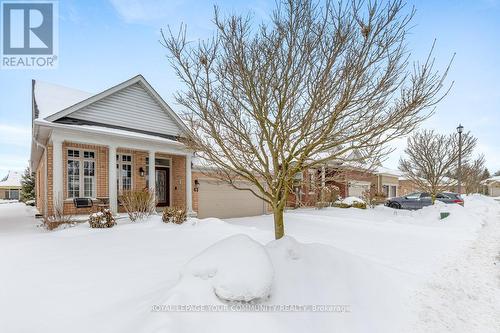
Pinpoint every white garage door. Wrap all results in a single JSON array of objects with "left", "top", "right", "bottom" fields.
[
  {"left": 348, "top": 181, "right": 371, "bottom": 198},
  {"left": 491, "top": 185, "right": 500, "bottom": 197},
  {"left": 197, "top": 180, "right": 266, "bottom": 219}
]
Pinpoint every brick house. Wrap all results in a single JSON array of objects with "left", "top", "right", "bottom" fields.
[
  {"left": 0, "top": 171, "right": 22, "bottom": 200},
  {"left": 31, "top": 75, "right": 197, "bottom": 217},
  {"left": 31, "top": 75, "right": 269, "bottom": 219},
  {"left": 287, "top": 163, "right": 377, "bottom": 207}
]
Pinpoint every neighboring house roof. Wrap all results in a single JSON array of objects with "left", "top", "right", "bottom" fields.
[
  {"left": 0, "top": 171, "right": 22, "bottom": 188},
  {"left": 374, "top": 166, "right": 403, "bottom": 178},
  {"left": 482, "top": 176, "right": 500, "bottom": 185}
]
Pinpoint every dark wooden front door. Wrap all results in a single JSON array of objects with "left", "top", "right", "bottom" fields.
[{"left": 155, "top": 167, "right": 170, "bottom": 206}]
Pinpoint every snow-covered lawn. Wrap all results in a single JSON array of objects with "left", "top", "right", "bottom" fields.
[{"left": 0, "top": 195, "right": 499, "bottom": 333}]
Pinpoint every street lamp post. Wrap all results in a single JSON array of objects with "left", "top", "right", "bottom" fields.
[{"left": 457, "top": 124, "right": 463, "bottom": 194}]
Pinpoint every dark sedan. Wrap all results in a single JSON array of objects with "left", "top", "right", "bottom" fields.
[{"left": 385, "top": 192, "right": 464, "bottom": 210}]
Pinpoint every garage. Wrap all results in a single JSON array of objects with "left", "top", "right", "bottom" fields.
[
  {"left": 347, "top": 180, "right": 371, "bottom": 198},
  {"left": 197, "top": 179, "right": 267, "bottom": 219}
]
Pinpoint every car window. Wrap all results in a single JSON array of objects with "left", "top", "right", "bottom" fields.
[
  {"left": 405, "top": 193, "right": 420, "bottom": 199},
  {"left": 420, "top": 193, "right": 431, "bottom": 198},
  {"left": 436, "top": 193, "right": 449, "bottom": 199}
]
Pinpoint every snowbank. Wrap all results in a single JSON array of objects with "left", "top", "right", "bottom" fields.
[
  {"left": 1, "top": 195, "right": 499, "bottom": 333},
  {"left": 182, "top": 234, "right": 273, "bottom": 302}
]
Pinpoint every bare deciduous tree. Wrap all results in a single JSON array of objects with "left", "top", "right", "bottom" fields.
[
  {"left": 163, "top": 0, "right": 452, "bottom": 239},
  {"left": 399, "top": 130, "right": 476, "bottom": 202},
  {"left": 457, "top": 155, "right": 487, "bottom": 194}
]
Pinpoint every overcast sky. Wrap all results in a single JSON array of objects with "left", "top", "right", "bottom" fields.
[{"left": 1, "top": 0, "right": 499, "bottom": 177}]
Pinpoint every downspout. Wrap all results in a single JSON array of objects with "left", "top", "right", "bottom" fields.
[
  {"left": 32, "top": 80, "right": 48, "bottom": 217},
  {"left": 33, "top": 134, "right": 48, "bottom": 217}
]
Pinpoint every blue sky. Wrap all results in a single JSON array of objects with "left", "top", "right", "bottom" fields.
[{"left": 0, "top": 0, "right": 499, "bottom": 177}]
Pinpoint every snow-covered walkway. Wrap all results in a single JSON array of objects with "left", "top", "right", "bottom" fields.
[{"left": 413, "top": 199, "right": 500, "bottom": 332}]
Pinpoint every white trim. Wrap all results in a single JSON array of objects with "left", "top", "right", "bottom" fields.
[
  {"left": 108, "top": 146, "right": 117, "bottom": 214},
  {"left": 35, "top": 120, "right": 191, "bottom": 155},
  {"left": 52, "top": 135, "right": 63, "bottom": 212},
  {"left": 44, "top": 75, "right": 192, "bottom": 138}
]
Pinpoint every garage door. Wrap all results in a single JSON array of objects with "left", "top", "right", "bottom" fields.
[
  {"left": 347, "top": 181, "right": 371, "bottom": 198},
  {"left": 491, "top": 185, "right": 500, "bottom": 197},
  {"left": 197, "top": 179, "right": 266, "bottom": 219}
]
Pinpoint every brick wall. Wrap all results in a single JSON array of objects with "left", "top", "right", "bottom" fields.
[{"left": 44, "top": 141, "right": 190, "bottom": 216}]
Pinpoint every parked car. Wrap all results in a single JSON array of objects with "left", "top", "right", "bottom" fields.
[{"left": 385, "top": 192, "right": 464, "bottom": 210}]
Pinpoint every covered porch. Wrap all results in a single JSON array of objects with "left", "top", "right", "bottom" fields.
[{"left": 38, "top": 124, "right": 193, "bottom": 216}]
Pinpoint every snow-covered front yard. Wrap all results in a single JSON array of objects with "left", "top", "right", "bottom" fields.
[{"left": 0, "top": 196, "right": 499, "bottom": 333}]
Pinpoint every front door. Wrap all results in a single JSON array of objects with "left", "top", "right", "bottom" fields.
[{"left": 155, "top": 167, "right": 170, "bottom": 206}]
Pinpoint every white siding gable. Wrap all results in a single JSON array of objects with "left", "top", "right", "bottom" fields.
[{"left": 70, "top": 83, "right": 182, "bottom": 137}]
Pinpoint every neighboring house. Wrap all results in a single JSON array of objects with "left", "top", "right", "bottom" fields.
[
  {"left": 31, "top": 75, "right": 196, "bottom": 217},
  {"left": 482, "top": 176, "right": 500, "bottom": 197},
  {"left": 374, "top": 166, "right": 402, "bottom": 198},
  {"left": 287, "top": 163, "right": 376, "bottom": 207},
  {"left": 0, "top": 171, "right": 22, "bottom": 200},
  {"left": 398, "top": 178, "right": 421, "bottom": 195}
]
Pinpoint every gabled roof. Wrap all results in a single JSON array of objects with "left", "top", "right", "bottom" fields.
[
  {"left": 482, "top": 176, "right": 500, "bottom": 185},
  {"left": 33, "top": 75, "right": 191, "bottom": 137},
  {"left": 0, "top": 171, "right": 21, "bottom": 188}
]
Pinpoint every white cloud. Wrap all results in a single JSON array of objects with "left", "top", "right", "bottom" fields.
[
  {"left": 0, "top": 124, "right": 31, "bottom": 148},
  {"left": 0, "top": 124, "right": 30, "bottom": 175},
  {"left": 109, "top": 0, "right": 185, "bottom": 23}
]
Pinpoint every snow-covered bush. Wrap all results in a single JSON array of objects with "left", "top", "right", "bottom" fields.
[
  {"left": 162, "top": 206, "right": 187, "bottom": 224},
  {"left": 333, "top": 197, "right": 366, "bottom": 209},
  {"left": 119, "top": 189, "right": 156, "bottom": 222},
  {"left": 88, "top": 209, "right": 115, "bottom": 228},
  {"left": 332, "top": 201, "right": 351, "bottom": 208}
]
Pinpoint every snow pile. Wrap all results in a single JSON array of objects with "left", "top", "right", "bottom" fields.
[{"left": 174, "top": 234, "right": 273, "bottom": 302}]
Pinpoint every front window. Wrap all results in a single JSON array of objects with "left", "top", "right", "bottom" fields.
[
  {"left": 117, "top": 154, "right": 133, "bottom": 193},
  {"left": 67, "top": 149, "right": 95, "bottom": 198}
]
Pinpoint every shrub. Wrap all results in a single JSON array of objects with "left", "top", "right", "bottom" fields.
[
  {"left": 162, "top": 206, "right": 187, "bottom": 224},
  {"left": 42, "top": 197, "right": 74, "bottom": 231},
  {"left": 351, "top": 201, "right": 367, "bottom": 209},
  {"left": 332, "top": 201, "right": 351, "bottom": 208},
  {"left": 119, "top": 189, "right": 156, "bottom": 222},
  {"left": 88, "top": 209, "right": 116, "bottom": 228}
]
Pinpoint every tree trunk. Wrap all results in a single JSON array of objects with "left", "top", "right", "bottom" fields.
[{"left": 273, "top": 206, "right": 285, "bottom": 239}]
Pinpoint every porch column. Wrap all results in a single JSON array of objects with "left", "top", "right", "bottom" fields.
[
  {"left": 52, "top": 136, "right": 63, "bottom": 212},
  {"left": 185, "top": 153, "right": 193, "bottom": 213},
  {"left": 108, "top": 145, "right": 117, "bottom": 214},
  {"left": 321, "top": 165, "right": 326, "bottom": 187},
  {"left": 148, "top": 150, "right": 156, "bottom": 202}
]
